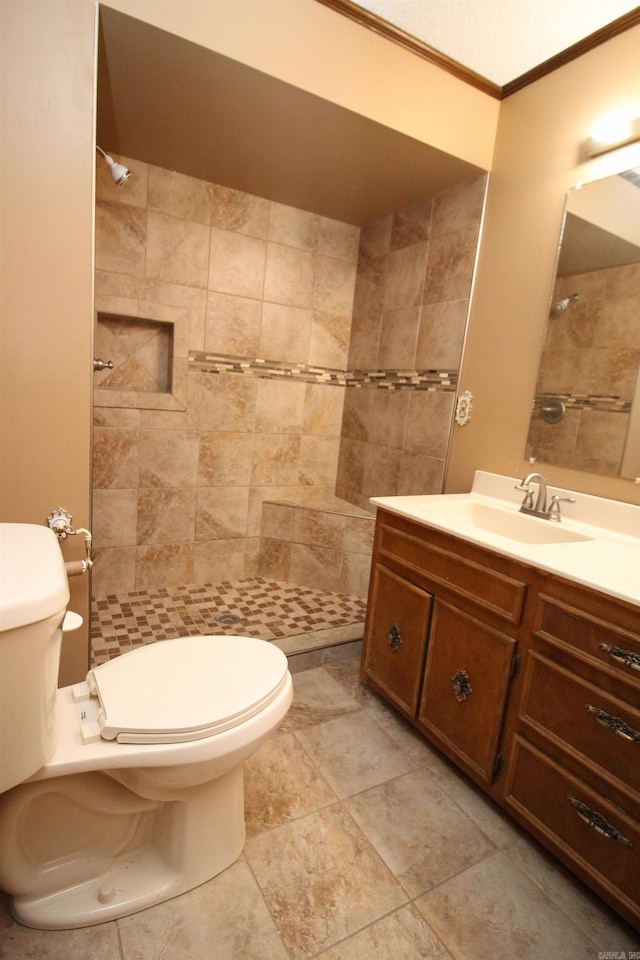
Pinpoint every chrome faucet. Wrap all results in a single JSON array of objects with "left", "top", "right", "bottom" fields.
[{"left": 515, "top": 473, "right": 549, "bottom": 518}]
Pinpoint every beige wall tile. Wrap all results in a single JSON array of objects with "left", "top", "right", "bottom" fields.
[
  {"left": 259, "top": 302, "right": 312, "bottom": 363},
  {"left": 264, "top": 243, "right": 315, "bottom": 308},
  {"left": 303, "top": 383, "right": 345, "bottom": 436},
  {"left": 198, "top": 432, "right": 254, "bottom": 486},
  {"left": 92, "top": 488, "right": 138, "bottom": 548},
  {"left": 92, "top": 426, "right": 139, "bottom": 488},
  {"left": 211, "top": 184, "right": 270, "bottom": 238},
  {"left": 299, "top": 435, "right": 340, "bottom": 486},
  {"left": 91, "top": 545, "right": 137, "bottom": 598},
  {"left": 208, "top": 227, "right": 266, "bottom": 298},
  {"left": 378, "top": 306, "right": 420, "bottom": 369},
  {"left": 251, "top": 435, "right": 301, "bottom": 485},
  {"left": 384, "top": 243, "right": 428, "bottom": 311},
  {"left": 308, "top": 310, "right": 350, "bottom": 368},
  {"left": 196, "top": 486, "right": 250, "bottom": 540},
  {"left": 261, "top": 502, "right": 294, "bottom": 540},
  {"left": 292, "top": 508, "right": 345, "bottom": 551},
  {"left": 269, "top": 203, "right": 319, "bottom": 250},
  {"left": 319, "top": 217, "right": 360, "bottom": 262},
  {"left": 135, "top": 543, "right": 194, "bottom": 590},
  {"left": 137, "top": 487, "right": 196, "bottom": 544},
  {"left": 416, "top": 299, "right": 468, "bottom": 370},
  {"left": 192, "top": 537, "right": 247, "bottom": 583},
  {"left": 192, "top": 373, "right": 257, "bottom": 432},
  {"left": 423, "top": 226, "right": 478, "bottom": 304},
  {"left": 146, "top": 210, "right": 211, "bottom": 288},
  {"left": 255, "top": 379, "right": 306, "bottom": 434},
  {"left": 148, "top": 165, "right": 213, "bottom": 223},
  {"left": 95, "top": 201, "right": 146, "bottom": 276},
  {"left": 404, "top": 392, "right": 455, "bottom": 460},
  {"left": 138, "top": 429, "right": 200, "bottom": 487},
  {"left": 205, "top": 291, "right": 262, "bottom": 355}
]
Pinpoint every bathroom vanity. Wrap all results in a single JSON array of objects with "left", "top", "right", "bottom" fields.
[{"left": 361, "top": 473, "right": 640, "bottom": 931}]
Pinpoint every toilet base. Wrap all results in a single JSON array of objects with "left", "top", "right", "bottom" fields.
[{"left": 2, "top": 765, "right": 246, "bottom": 930}]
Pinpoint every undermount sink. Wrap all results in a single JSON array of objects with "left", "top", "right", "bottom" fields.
[{"left": 412, "top": 500, "right": 593, "bottom": 545}]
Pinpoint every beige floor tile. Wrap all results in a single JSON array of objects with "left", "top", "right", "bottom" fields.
[
  {"left": 415, "top": 850, "right": 602, "bottom": 960},
  {"left": 0, "top": 893, "right": 121, "bottom": 960},
  {"left": 295, "top": 711, "right": 416, "bottom": 798},
  {"left": 117, "top": 859, "right": 289, "bottom": 960},
  {"left": 244, "top": 804, "right": 407, "bottom": 959},
  {"left": 278, "top": 666, "right": 362, "bottom": 733},
  {"left": 316, "top": 904, "right": 452, "bottom": 960},
  {"left": 425, "top": 756, "right": 524, "bottom": 849},
  {"left": 347, "top": 768, "right": 495, "bottom": 897},
  {"left": 244, "top": 732, "right": 337, "bottom": 835},
  {"left": 503, "top": 832, "right": 640, "bottom": 951}
]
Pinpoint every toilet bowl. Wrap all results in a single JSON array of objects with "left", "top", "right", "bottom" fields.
[{"left": 0, "top": 523, "right": 292, "bottom": 930}]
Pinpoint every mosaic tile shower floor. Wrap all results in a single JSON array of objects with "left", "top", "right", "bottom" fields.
[{"left": 91, "top": 577, "right": 367, "bottom": 668}]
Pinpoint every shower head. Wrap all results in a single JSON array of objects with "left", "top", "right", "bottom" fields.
[
  {"left": 551, "top": 293, "right": 579, "bottom": 314},
  {"left": 96, "top": 145, "right": 131, "bottom": 185}
]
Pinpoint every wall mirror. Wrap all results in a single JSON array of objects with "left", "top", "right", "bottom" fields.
[{"left": 525, "top": 167, "right": 640, "bottom": 479}]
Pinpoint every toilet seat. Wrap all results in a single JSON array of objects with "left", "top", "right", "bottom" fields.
[{"left": 80, "top": 635, "right": 289, "bottom": 745}]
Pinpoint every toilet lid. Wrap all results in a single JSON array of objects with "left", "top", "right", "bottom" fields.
[{"left": 87, "top": 635, "right": 289, "bottom": 744}]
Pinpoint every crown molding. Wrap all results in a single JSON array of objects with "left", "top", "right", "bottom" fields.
[
  {"left": 315, "top": 0, "right": 640, "bottom": 101},
  {"left": 314, "top": 0, "right": 501, "bottom": 98}
]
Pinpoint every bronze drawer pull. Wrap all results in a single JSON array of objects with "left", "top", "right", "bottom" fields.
[
  {"left": 598, "top": 643, "right": 640, "bottom": 672},
  {"left": 387, "top": 624, "right": 402, "bottom": 652},
  {"left": 567, "top": 796, "right": 634, "bottom": 848},
  {"left": 451, "top": 669, "right": 472, "bottom": 702},
  {"left": 586, "top": 704, "right": 640, "bottom": 742}
]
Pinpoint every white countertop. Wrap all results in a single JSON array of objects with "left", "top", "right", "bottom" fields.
[{"left": 371, "top": 472, "right": 640, "bottom": 608}]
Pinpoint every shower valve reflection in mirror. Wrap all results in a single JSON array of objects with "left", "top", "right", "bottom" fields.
[{"left": 455, "top": 391, "right": 473, "bottom": 427}]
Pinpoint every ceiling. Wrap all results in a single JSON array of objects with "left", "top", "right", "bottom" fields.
[
  {"left": 350, "top": 0, "right": 640, "bottom": 87},
  {"left": 97, "top": 2, "right": 639, "bottom": 225},
  {"left": 97, "top": 6, "right": 483, "bottom": 224}
]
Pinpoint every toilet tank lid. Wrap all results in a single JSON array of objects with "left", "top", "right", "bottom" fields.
[{"left": 0, "top": 524, "right": 69, "bottom": 631}]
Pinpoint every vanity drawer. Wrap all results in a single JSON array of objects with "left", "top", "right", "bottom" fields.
[
  {"left": 519, "top": 651, "right": 640, "bottom": 796},
  {"left": 377, "top": 512, "right": 528, "bottom": 626},
  {"left": 536, "top": 593, "right": 640, "bottom": 683},
  {"left": 506, "top": 737, "right": 640, "bottom": 917}
]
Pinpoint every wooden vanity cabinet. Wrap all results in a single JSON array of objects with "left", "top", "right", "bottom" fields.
[
  {"left": 361, "top": 507, "right": 640, "bottom": 930},
  {"left": 504, "top": 575, "right": 640, "bottom": 930},
  {"left": 362, "top": 508, "right": 530, "bottom": 793}
]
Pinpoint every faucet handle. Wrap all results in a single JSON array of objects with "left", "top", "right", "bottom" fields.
[
  {"left": 514, "top": 482, "right": 534, "bottom": 510},
  {"left": 548, "top": 495, "right": 575, "bottom": 522}
]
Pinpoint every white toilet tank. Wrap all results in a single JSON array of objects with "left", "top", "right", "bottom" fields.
[{"left": 0, "top": 523, "right": 70, "bottom": 793}]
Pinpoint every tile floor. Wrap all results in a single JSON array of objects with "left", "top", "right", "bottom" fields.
[
  {"left": 90, "top": 577, "right": 367, "bottom": 668},
  {"left": 1, "top": 658, "right": 638, "bottom": 959}
]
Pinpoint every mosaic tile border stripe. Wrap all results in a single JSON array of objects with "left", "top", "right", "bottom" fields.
[
  {"left": 190, "top": 351, "right": 458, "bottom": 391},
  {"left": 534, "top": 393, "right": 632, "bottom": 414}
]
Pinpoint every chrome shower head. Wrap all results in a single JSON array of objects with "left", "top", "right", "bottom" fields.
[
  {"left": 551, "top": 293, "right": 579, "bottom": 313},
  {"left": 96, "top": 145, "right": 131, "bottom": 185}
]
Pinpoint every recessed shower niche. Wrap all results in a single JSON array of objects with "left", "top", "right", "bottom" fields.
[{"left": 94, "top": 311, "right": 187, "bottom": 412}]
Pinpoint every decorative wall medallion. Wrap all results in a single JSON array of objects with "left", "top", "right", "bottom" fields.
[
  {"left": 451, "top": 668, "right": 473, "bottom": 701},
  {"left": 455, "top": 390, "right": 473, "bottom": 426}
]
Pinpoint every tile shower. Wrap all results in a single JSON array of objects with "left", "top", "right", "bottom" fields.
[
  {"left": 92, "top": 156, "right": 485, "bottom": 653},
  {"left": 527, "top": 260, "right": 640, "bottom": 474}
]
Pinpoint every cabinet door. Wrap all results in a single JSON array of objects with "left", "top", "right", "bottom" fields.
[
  {"left": 418, "top": 600, "right": 517, "bottom": 784},
  {"left": 363, "top": 564, "right": 433, "bottom": 718}
]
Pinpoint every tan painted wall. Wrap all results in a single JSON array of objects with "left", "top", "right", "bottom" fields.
[
  {"left": 102, "top": 0, "right": 499, "bottom": 173},
  {"left": 447, "top": 23, "right": 640, "bottom": 505},
  {"left": 0, "top": 0, "right": 97, "bottom": 683}
]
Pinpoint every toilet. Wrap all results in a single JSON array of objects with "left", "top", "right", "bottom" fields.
[{"left": 0, "top": 523, "right": 292, "bottom": 930}]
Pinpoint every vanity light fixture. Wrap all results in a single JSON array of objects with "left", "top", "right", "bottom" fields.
[
  {"left": 584, "top": 113, "right": 640, "bottom": 158},
  {"left": 96, "top": 145, "right": 131, "bottom": 185}
]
